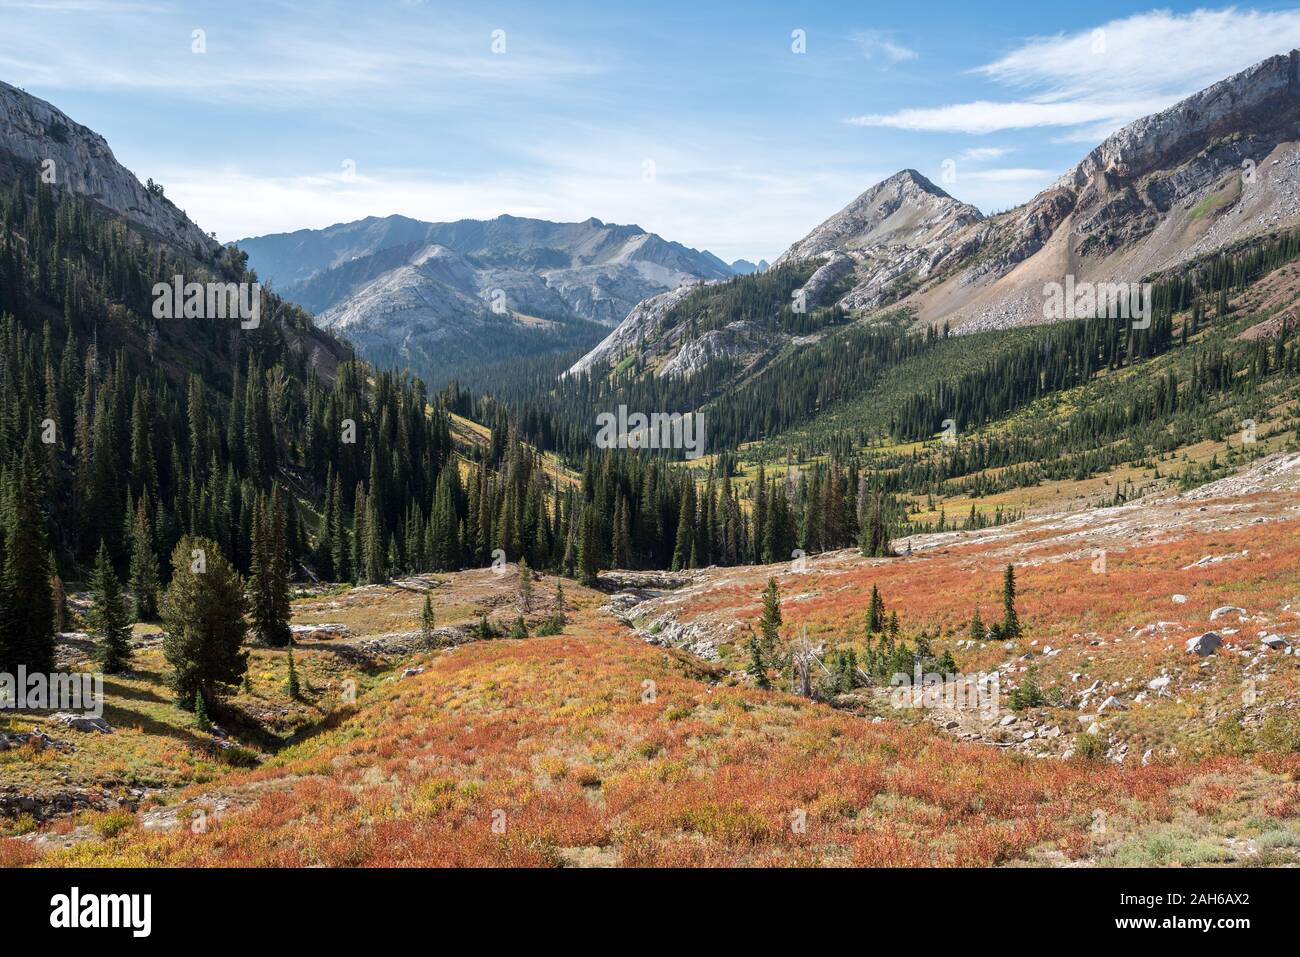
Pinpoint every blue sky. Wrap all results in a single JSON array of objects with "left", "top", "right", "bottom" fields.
[{"left": 6, "top": 1, "right": 1300, "bottom": 261}]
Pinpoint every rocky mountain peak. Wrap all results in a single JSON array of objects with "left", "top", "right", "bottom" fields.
[{"left": 774, "top": 167, "right": 984, "bottom": 268}]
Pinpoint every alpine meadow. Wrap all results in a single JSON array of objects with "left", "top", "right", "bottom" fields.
[{"left": 2, "top": 0, "right": 1300, "bottom": 936}]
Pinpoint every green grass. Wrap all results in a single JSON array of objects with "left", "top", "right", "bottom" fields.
[{"left": 1106, "top": 827, "right": 1236, "bottom": 866}]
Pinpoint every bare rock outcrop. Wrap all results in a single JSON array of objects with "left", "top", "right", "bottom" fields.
[{"left": 0, "top": 80, "right": 220, "bottom": 256}]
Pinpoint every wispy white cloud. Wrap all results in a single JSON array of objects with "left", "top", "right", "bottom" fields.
[
  {"left": 0, "top": 2, "right": 605, "bottom": 107},
  {"left": 849, "top": 8, "right": 1300, "bottom": 136},
  {"left": 850, "top": 98, "right": 1166, "bottom": 134},
  {"left": 959, "top": 146, "right": 1012, "bottom": 161},
  {"left": 852, "top": 30, "right": 918, "bottom": 64}
]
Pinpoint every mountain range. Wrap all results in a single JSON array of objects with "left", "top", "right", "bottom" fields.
[
  {"left": 236, "top": 213, "right": 735, "bottom": 381},
  {"left": 571, "top": 49, "right": 1300, "bottom": 385},
  {"left": 6, "top": 47, "right": 1300, "bottom": 423}
]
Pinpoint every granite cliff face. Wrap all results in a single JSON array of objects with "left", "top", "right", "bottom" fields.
[
  {"left": 0, "top": 80, "right": 220, "bottom": 256},
  {"left": 909, "top": 49, "right": 1300, "bottom": 331}
]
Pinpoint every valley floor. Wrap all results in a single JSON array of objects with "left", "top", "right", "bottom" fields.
[{"left": 3, "top": 455, "right": 1300, "bottom": 867}]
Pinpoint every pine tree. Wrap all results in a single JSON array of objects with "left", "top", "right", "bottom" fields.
[
  {"left": 670, "top": 487, "right": 693, "bottom": 572},
  {"left": 129, "top": 497, "right": 160, "bottom": 620},
  {"left": 330, "top": 477, "right": 351, "bottom": 582},
  {"left": 611, "top": 494, "right": 632, "bottom": 568},
  {"left": 88, "top": 541, "right": 133, "bottom": 674},
  {"left": 859, "top": 490, "right": 892, "bottom": 558},
  {"left": 968, "top": 607, "right": 985, "bottom": 642},
  {"left": 577, "top": 504, "right": 600, "bottom": 586},
  {"left": 194, "top": 689, "right": 211, "bottom": 731},
  {"left": 517, "top": 556, "right": 533, "bottom": 612},
  {"left": 420, "top": 593, "right": 435, "bottom": 648},
  {"left": 1001, "top": 564, "right": 1021, "bottom": 639},
  {"left": 758, "top": 577, "right": 782, "bottom": 656},
  {"left": 249, "top": 488, "right": 292, "bottom": 647},
  {"left": 865, "top": 585, "right": 885, "bottom": 633},
  {"left": 161, "top": 536, "right": 248, "bottom": 709},
  {"left": 1, "top": 447, "right": 55, "bottom": 673},
  {"left": 747, "top": 636, "right": 770, "bottom": 689}
]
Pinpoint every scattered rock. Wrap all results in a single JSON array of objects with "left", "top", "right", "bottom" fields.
[
  {"left": 1186, "top": 632, "right": 1222, "bottom": 656},
  {"left": 46, "top": 712, "right": 112, "bottom": 733},
  {"left": 289, "top": 622, "right": 353, "bottom": 641},
  {"left": 1210, "top": 606, "right": 1247, "bottom": 622}
]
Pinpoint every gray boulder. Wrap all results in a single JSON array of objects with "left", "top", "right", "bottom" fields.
[
  {"left": 1185, "top": 632, "right": 1222, "bottom": 656},
  {"left": 47, "top": 712, "right": 113, "bottom": 733}
]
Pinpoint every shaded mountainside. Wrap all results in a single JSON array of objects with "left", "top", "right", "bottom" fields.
[
  {"left": 237, "top": 213, "right": 734, "bottom": 383},
  {"left": 0, "top": 80, "right": 495, "bottom": 602}
]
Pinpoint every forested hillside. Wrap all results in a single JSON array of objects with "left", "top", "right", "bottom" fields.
[{"left": 0, "top": 168, "right": 882, "bottom": 685}]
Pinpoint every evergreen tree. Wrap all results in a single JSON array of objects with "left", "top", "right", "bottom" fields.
[
  {"left": 249, "top": 487, "right": 292, "bottom": 647},
  {"left": 420, "top": 593, "right": 435, "bottom": 648},
  {"left": 758, "top": 577, "right": 782, "bottom": 656},
  {"left": 1, "top": 448, "right": 55, "bottom": 673},
  {"left": 88, "top": 541, "right": 133, "bottom": 673},
  {"left": 517, "top": 556, "right": 533, "bottom": 612},
  {"left": 670, "top": 487, "right": 693, "bottom": 572},
  {"left": 865, "top": 585, "right": 885, "bottom": 633},
  {"left": 129, "top": 497, "right": 160, "bottom": 620},
  {"left": 747, "top": 636, "right": 770, "bottom": 689},
  {"left": 194, "top": 689, "right": 211, "bottom": 731},
  {"left": 859, "top": 489, "right": 892, "bottom": 557},
  {"left": 1001, "top": 564, "right": 1021, "bottom": 639},
  {"left": 577, "top": 504, "right": 600, "bottom": 586},
  {"left": 160, "top": 536, "right": 248, "bottom": 709}
]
